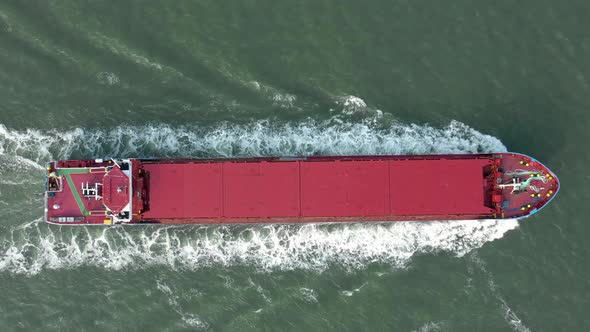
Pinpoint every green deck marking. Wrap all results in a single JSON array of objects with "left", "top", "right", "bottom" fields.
[
  {"left": 56, "top": 168, "right": 93, "bottom": 175},
  {"left": 62, "top": 171, "right": 90, "bottom": 216}
]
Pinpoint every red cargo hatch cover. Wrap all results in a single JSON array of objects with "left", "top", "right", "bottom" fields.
[
  {"left": 389, "top": 159, "right": 491, "bottom": 215},
  {"left": 141, "top": 163, "right": 223, "bottom": 219},
  {"left": 301, "top": 160, "right": 390, "bottom": 217},
  {"left": 141, "top": 157, "right": 493, "bottom": 221},
  {"left": 223, "top": 161, "right": 300, "bottom": 217},
  {"left": 103, "top": 165, "right": 130, "bottom": 214}
]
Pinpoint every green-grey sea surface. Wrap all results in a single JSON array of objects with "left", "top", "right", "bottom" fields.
[{"left": 0, "top": 1, "right": 588, "bottom": 331}]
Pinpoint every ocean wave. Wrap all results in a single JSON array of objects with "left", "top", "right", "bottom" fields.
[
  {"left": 337, "top": 95, "right": 369, "bottom": 115},
  {"left": 0, "top": 219, "right": 519, "bottom": 275},
  {"left": 468, "top": 253, "right": 532, "bottom": 332},
  {"left": 0, "top": 117, "right": 506, "bottom": 164}
]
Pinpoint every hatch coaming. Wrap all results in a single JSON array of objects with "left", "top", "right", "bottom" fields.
[{"left": 138, "top": 154, "right": 498, "bottom": 222}]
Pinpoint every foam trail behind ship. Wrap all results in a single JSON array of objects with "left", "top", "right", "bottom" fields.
[
  {"left": 0, "top": 117, "right": 518, "bottom": 275},
  {"left": 0, "top": 220, "right": 519, "bottom": 275}
]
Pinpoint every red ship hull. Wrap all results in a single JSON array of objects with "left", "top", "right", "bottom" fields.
[{"left": 44, "top": 153, "right": 559, "bottom": 225}]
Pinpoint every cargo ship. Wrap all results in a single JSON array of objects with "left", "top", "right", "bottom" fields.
[{"left": 44, "top": 153, "right": 559, "bottom": 225}]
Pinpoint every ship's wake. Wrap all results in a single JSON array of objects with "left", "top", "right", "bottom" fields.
[
  {"left": 0, "top": 219, "right": 519, "bottom": 275},
  {"left": 0, "top": 116, "right": 506, "bottom": 162},
  {"left": 0, "top": 115, "right": 516, "bottom": 275}
]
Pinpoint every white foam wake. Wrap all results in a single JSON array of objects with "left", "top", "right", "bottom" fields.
[
  {"left": 0, "top": 220, "right": 519, "bottom": 275},
  {"left": 0, "top": 118, "right": 506, "bottom": 164}
]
